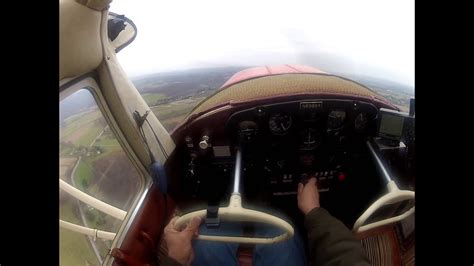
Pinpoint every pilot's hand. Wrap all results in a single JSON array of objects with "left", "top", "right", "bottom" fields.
[
  {"left": 164, "top": 216, "right": 202, "bottom": 265},
  {"left": 297, "top": 177, "right": 320, "bottom": 215}
]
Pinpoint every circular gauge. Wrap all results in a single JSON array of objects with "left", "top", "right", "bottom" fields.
[
  {"left": 268, "top": 113, "right": 292, "bottom": 135},
  {"left": 327, "top": 110, "right": 346, "bottom": 131},
  {"left": 238, "top": 120, "right": 258, "bottom": 142},
  {"left": 354, "top": 113, "right": 369, "bottom": 132},
  {"left": 299, "top": 128, "right": 321, "bottom": 150}
]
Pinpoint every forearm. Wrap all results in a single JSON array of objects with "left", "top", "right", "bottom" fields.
[{"left": 305, "top": 207, "right": 370, "bottom": 266}]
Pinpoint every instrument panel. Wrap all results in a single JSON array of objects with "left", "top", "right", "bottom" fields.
[
  {"left": 178, "top": 99, "right": 379, "bottom": 200},
  {"left": 173, "top": 99, "right": 387, "bottom": 226},
  {"left": 226, "top": 99, "right": 378, "bottom": 150},
  {"left": 170, "top": 98, "right": 412, "bottom": 227}
]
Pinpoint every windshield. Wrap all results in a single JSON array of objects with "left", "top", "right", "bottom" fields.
[{"left": 112, "top": 0, "right": 414, "bottom": 132}]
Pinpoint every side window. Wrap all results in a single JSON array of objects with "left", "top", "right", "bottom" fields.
[{"left": 60, "top": 88, "right": 142, "bottom": 265}]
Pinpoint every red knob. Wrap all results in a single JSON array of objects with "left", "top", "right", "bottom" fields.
[{"left": 338, "top": 172, "right": 346, "bottom": 182}]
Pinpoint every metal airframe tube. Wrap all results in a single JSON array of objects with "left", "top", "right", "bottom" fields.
[
  {"left": 233, "top": 149, "right": 242, "bottom": 194},
  {"left": 366, "top": 141, "right": 392, "bottom": 183}
]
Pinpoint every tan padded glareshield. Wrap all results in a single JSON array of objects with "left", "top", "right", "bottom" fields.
[{"left": 191, "top": 74, "right": 383, "bottom": 115}]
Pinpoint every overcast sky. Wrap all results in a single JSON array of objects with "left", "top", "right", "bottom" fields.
[{"left": 111, "top": 0, "right": 414, "bottom": 87}]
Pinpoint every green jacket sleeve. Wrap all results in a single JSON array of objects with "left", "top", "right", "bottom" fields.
[
  {"left": 160, "top": 255, "right": 183, "bottom": 266},
  {"left": 305, "top": 207, "right": 370, "bottom": 266}
]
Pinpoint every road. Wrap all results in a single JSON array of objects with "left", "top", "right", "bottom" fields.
[{"left": 70, "top": 126, "right": 107, "bottom": 265}]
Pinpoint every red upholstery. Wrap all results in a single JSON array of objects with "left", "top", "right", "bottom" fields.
[
  {"left": 237, "top": 246, "right": 254, "bottom": 266},
  {"left": 221, "top": 65, "right": 326, "bottom": 88}
]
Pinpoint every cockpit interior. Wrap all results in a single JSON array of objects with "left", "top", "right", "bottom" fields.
[
  {"left": 59, "top": 2, "right": 415, "bottom": 265},
  {"left": 156, "top": 69, "right": 416, "bottom": 264}
]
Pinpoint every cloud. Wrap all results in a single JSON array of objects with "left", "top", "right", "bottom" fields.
[{"left": 112, "top": 0, "right": 413, "bottom": 87}]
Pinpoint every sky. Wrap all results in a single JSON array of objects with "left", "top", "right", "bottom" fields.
[{"left": 111, "top": 0, "right": 414, "bottom": 88}]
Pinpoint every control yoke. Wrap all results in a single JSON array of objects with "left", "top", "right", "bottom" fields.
[
  {"left": 175, "top": 149, "right": 295, "bottom": 244},
  {"left": 352, "top": 141, "right": 415, "bottom": 233}
]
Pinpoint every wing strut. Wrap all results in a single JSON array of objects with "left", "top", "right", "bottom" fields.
[
  {"left": 60, "top": 219, "right": 116, "bottom": 240},
  {"left": 60, "top": 179, "right": 127, "bottom": 220}
]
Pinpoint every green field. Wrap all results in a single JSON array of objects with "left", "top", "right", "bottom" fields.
[
  {"left": 60, "top": 198, "right": 99, "bottom": 266},
  {"left": 88, "top": 144, "right": 122, "bottom": 163},
  {"left": 142, "top": 93, "right": 168, "bottom": 106},
  {"left": 65, "top": 152, "right": 119, "bottom": 265},
  {"left": 160, "top": 114, "right": 188, "bottom": 132},
  {"left": 75, "top": 160, "right": 94, "bottom": 190},
  {"left": 151, "top": 96, "right": 206, "bottom": 131},
  {"left": 80, "top": 149, "right": 126, "bottom": 233},
  {"left": 94, "top": 134, "right": 121, "bottom": 155},
  {"left": 61, "top": 108, "right": 116, "bottom": 265},
  {"left": 60, "top": 145, "right": 74, "bottom": 157},
  {"left": 61, "top": 110, "right": 102, "bottom": 141},
  {"left": 95, "top": 136, "right": 119, "bottom": 147},
  {"left": 78, "top": 126, "right": 103, "bottom": 147}
]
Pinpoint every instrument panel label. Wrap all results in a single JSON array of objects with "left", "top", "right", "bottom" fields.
[
  {"left": 300, "top": 101, "right": 323, "bottom": 110},
  {"left": 213, "top": 146, "right": 231, "bottom": 157}
]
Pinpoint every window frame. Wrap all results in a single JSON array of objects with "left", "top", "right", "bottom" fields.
[{"left": 60, "top": 75, "right": 153, "bottom": 263}]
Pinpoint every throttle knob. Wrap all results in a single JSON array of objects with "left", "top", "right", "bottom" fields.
[{"left": 199, "top": 135, "right": 210, "bottom": 150}]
